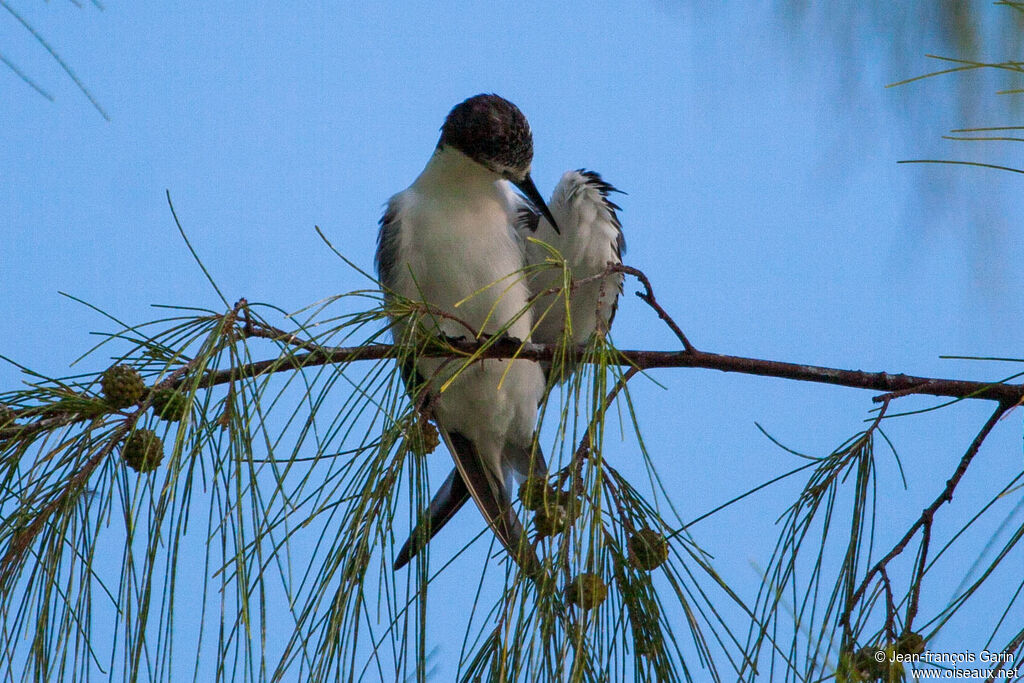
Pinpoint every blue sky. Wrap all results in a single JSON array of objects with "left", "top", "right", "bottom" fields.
[{"left": 3, "top": 2, "right": 1023, "bottom": 679}]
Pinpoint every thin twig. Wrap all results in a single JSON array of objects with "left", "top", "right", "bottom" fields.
[
  {"left": 0, "top": 419, "right": 127, "bottom": 585},
  {"left": 880, "top": 567, "right": 897, "bottom": 642},
  {"left": 842, "top": 402, "right": 1010, "bottom": 626},
  {"left": 905, "top": 520, "right": 931, "bottom": 631},
  {"left": 612, "top": 265, "right": 697, "bottom": 353},
  {"left": 556, "top": 366, "right": 641, "bottom": 491}
]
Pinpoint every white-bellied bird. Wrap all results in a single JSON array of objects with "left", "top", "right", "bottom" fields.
[
  {"left": 377, "top": 94, "right": 558, "bottom": 575},
  {"left": 386, "top": 103, "right": 626, "bottom": 570}
]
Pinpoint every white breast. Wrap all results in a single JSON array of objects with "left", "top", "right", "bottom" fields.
[
  {"left": 384, "top": 150, "right": 543, "bottom": 460},
  {"left": 391, "top": 186, "right": 531, "bottom": 342}
]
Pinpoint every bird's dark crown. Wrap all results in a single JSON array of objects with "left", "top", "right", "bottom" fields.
[{"left": 437, "top": 94, "right": 534, "bottom": 181}]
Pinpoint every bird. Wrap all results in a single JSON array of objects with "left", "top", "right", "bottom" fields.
[
  {"left": 377, "top": 94, "right": 557, "bottom": 575},
  {"left": 518, "top": 168, "right": 626, "bottom": 381},
  {"left": 391, "top": 163, "right": 626, "bottom": 570}
]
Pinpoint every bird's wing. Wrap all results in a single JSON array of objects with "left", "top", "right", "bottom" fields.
[
  {"left": 442, "top": 430, "right": 541, "bottom": 576},
  {"left": 393, "top": 467, "right": 471, "bottom": 570},
  {"left": 395, "top": 442, "right": 548, "bottom": 570},
  {"left": 517, "top": 169, "right": 626, "bottom": 378},
  {"left": 375, "top": 197, "right": 402, "bottom": 294},
  {"left": 560, "top": 169, "right": 625, "bottom": 256},
  {"left": 517, "top": 169, "right": 625, "bottom": 260},
  {"left": 561, "top": 169, "right": 626, "bottom": 330}
]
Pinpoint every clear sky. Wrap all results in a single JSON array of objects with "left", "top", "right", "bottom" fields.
[{"left": 2, "top": 2, "right": 1023, "bottom": 679}]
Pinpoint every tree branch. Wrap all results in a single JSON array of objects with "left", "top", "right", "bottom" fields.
[
  {"left": 4, "top": 264, "right": 1021, "bottom": 443},
  {"left": 3, "top": 339, "right": 1022, "bottom": 441},
  {"left": 612, "top": 264, "right": 696, "bottom": 353},
  {"left": 192, "top": 341, "right": 1024, "bottom": 404}
]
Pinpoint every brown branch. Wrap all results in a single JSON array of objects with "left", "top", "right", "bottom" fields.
[
  {"left": 3, "top": 341, "right": 1022, "bottom": 441},
  {"left": 240, "top": 318, "right": 326, "bottom": 354},
  {"left": 612, "top": 264, "right": 697, "bottom": 353},
  {"left": 3, "top": 266, "right": 1021, "bottom": 444},
  {"left": 177, "top": 343, "right": 1024, "bottom": 405}
]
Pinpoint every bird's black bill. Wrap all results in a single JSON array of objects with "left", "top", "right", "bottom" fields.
[{"left": 514, "top": 174, "right": 560, "bottom": 234}]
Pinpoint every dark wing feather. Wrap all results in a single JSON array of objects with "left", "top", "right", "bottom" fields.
[
  {"left": 444, "top": 431, "right": 541, "bottom": 576},
  {"left": 394, "top": 433, "right": 543, "bottom": 575},
  {"left": 515, "top": 202, "right": 541, "bottom": 235},
  {"left": 393, "top": 468, "right": 471, "bottom": 570},
  {"left": 395, "top": 435, "right": 548, "bottom": 569},
  {"left": 375, "top": 200, "right": 401, "bottom": 292},
  {"left": 577, "top": 169, "right": 626, "bottom": 259}
]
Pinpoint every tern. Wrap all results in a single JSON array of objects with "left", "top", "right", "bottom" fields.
[
  {"left": 391, "top": 158, "right": 625, "bottom": 570},
  {"left": 378, "top": 94, "right": 557, "bottom": 575}
]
